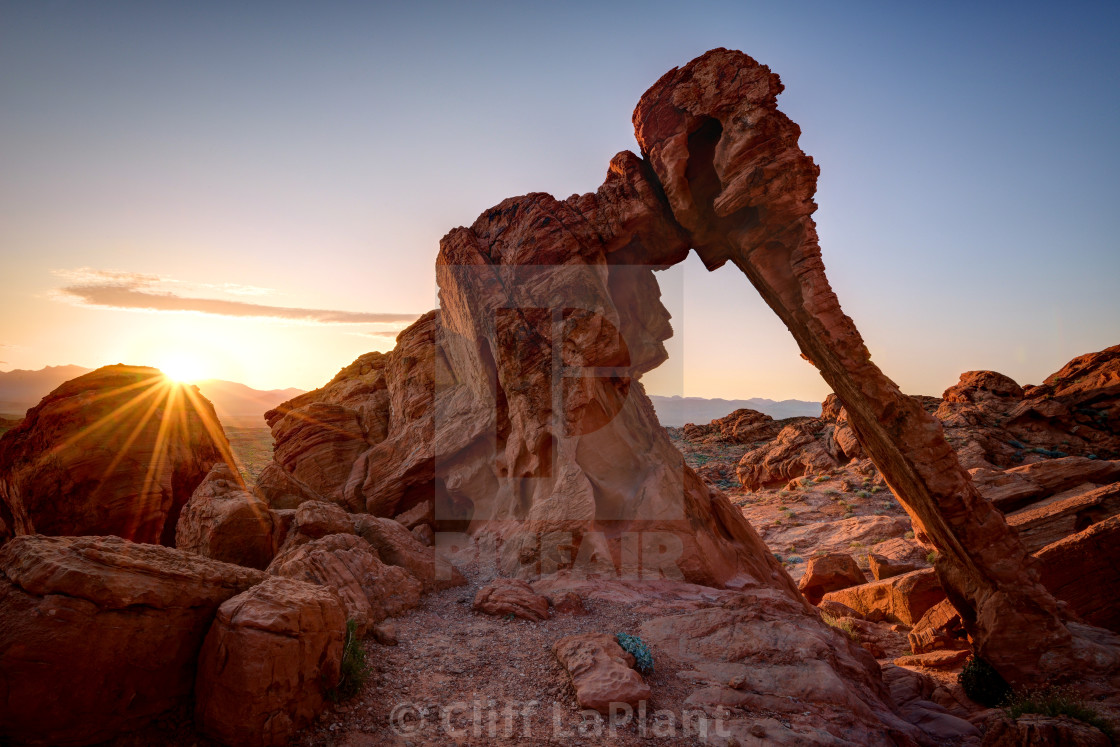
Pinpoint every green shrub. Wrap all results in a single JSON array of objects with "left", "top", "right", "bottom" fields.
[
  {"left": 1004, "top": 686, "right": 1114, "bottom": 740},
  {"left": 958, "top": 656, "right": 1010, "bottom": 707},
  {"left": 926, "top": 551, "right": 938, "bottom": 564},
  {"left": 616, "top": 633, "right": 654, "bottom": 673},
  {"left": 903, "top": 530, "right": 915, "bottom": 540},
  {"left": 327, "top": 619, "right": 371, "bottom": 702},
  {"left": 821, "top": 613, "right": 860, "bottom": 642}
]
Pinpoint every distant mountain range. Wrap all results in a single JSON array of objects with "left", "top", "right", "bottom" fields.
[
  {"left": 0, "top": 365, "right": 819, "bottom": 430},
  {"left": 0, "top": 365, "right": 304, "bottom": 428},
  {"left": 649, "top": 394, "right": 820, "bottom": 427}
]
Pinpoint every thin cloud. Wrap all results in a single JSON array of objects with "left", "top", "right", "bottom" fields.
[{"left": 51, "top": 269, "right": 419, "bottom": 325}]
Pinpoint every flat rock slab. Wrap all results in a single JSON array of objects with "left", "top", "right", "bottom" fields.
[
  {"left": 472, "top": 578, "right": 550, "bottom": 622},
  {"left": 822, "top": 568, "right": 945, "bottom": 626},
  {"left": 894, "top": 649, "right": 970, "bottom": 669},
  {"left": 552, "top": 632, "right": 650, "bottom": 714}
]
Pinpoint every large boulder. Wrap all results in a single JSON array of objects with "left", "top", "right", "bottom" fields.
[
  {"left": 0, "top": 365, "right": 228, "bottom": 544},
  {"left": 351, "top": 514, "right": 465, "bottom": 590},
  {"left": 175, "top": 462, "right": 278, "bottom": 569},
  {"left": 267, "top": 533, "right": 422, "bottom": 634},
  {"left": 553, "top": 633, "right": 650, "bottom": 714},
  {"left": 472, "top": 578, "right": 550, "bottom": 622},
  {"left": 0, "top": 535, "right": 265, "bottom": 745},
  {"left": 821, "top": 569, "right": 945, "bottom": 626},
  {"left": 194, "top": 576, "right": 346, "bottom": 747},
  {"left": 797, "top": 552, "right": 865, "bottom": 605}
]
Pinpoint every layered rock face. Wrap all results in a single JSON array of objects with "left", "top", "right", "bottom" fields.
[
  {"left": 0, "top": 535, "right": 265, "bottom": 745},
  {"left": 0, "top": 365, "right": 228, "bottom": 545}
]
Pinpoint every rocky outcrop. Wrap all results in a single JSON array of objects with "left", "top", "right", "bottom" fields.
[
  {"left": 472, "top": 578, "right": 550, "bottom": 621},
  {"left": 1035, "top": 515, "right": 1120, "bottom": 632},
  {"left": 256, "top": 316, "right": 440, "bottom": 519},
  {"left": 797, "top": 552, "right": 865, "bottom": 605},
  {"left": 552, "top": 633, "right": 650, "bottom": 714},
  {"left": 980, "top": 715, "right": 1112, "bottom": 746},
  {"left": 908, "top": 599, "right": 968, "bottom": 654},
  {"left": 1006, "top": 481, "right": 1120, "bottom": 553},
  {"left": 821, "top": 569, "right": 945, "bottom": 626},
  {"left": 0, "top": 365, "right": 229, "bottom": 545},
  {"left": 351, "top": 514, "right": 465, "bottom": 591},
  {"left": 680, "top": 407, "right": 781, "bottom": 444},
  {"left": 0, "top": 535, "right": 265, "bottom": 745},
  {"left": 737, "top": 420, "right": 841, "bottom": 490},
  {"left": 267, "top": 533, "right": 422, "bottom": 635},
  {"left": 175, "top": 462, "right": 278, "bottom": 569},
  {"left": 972, "top": 457, "right": 1120, "bottom": 513},
  {"left": 194, "top": 576, "right": 346, "bottom": 747},
  {"left": 633, "top": 47, "right": 1120, "bottom": 686}
]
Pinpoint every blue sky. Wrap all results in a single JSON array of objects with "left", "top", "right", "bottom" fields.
[{"left": 1, "top": 1, "right": 1117, "bottom": 398}]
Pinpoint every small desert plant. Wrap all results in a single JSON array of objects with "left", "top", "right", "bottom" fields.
[
  {"left": 616, "top": 633, "right": 654, "bottom": 673},
  {"left": 855, "top": 490, "right": 870, "bottom": 499},
  {"left": 903, "top": 530, "right": 915, "bottom": 540},
  {"left": 821, "top": 613, "right": 860, "bottom": 642},
  {"left": 957, "top": 656, "right": 1011, "bottom": 707},
  {"left": 926, "top": 551, "right": 938, "bottom": 564},
  {"left": 327, "top": 619, "right": 371, "bottom": 702},
  {"left": 1003, "top": 686, "right": 1114, "bottom": 740}
]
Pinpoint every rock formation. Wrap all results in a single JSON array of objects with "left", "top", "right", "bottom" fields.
[
  {"left": 0, "top": 535, "right": 265, "bottom": 744},
  {"left": 194, "top": 576, "right": 346, "bottom": 747},
  {"left": 0, "top": 365, "right": 230, "bottom": 545},
  {"left": 552, "top": 633, "right": 651, "bottom": 714},
  {"left": 631, "top": 48, "right": 1120, "bottom": 687},
  {"left": 175, "top": 462, "right": 278, "bottom": 569}
]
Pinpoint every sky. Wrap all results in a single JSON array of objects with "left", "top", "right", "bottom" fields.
[{"left": 1, "top": 1, "right": 1117, "bottom": 400}]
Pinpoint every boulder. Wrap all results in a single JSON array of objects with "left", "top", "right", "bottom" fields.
[
  {"left": 552, "top": 633, "right": 650, "bottom": 714},
  {"left": 0, "top": 365, "right": 227, "bottom": 544},
  {"left": 976, "top": 457, "right": 1120, "bottom": 513},
  {"left": 351, "top": 514, "right": 465, "bottom": 591},
  {"left": 1034, "top": 515, "right": 1120, "bottom": 632},
  {"left": 0, "top": 535, "right": 265, "bottom": 745},
  {"left": 893, "top": 650, "right": 970, "bottom": 669},
  {"left": 908, "top": 599, "right": 968, "bottom": 654},
  {"left": 980, "top": 714, "right": 1111, "bottom": 746},
  {"left": 880, "top": 665, "right": 981, "bottom": 743},
  {"left": 267, "top": 533, "right": 421, "bottom": 635},
  {"left": 821, "top": 569, "right": 945, "bottom": 626},
  {"left": 175, "top": 462, "right": 278, "bottom": 569},
  {"left": 797, "top": 553, "right": 866, "bottom": 605},
  {"left": 195, "top": 576, "right": 346, "bottom": 747},
  {"left": 868, "top": 553, "right": 920, "bottom": 581},
  {"left": 472, "top": 578, "right": 550, "bottom": 621},
  {"left": 817, "top": 599, "right": 863, "bottom": 620},
  {"left": 289, "top": 500, "right": 354, "bottom": 541}
]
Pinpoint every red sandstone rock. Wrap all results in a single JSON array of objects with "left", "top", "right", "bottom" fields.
[
  {"left": 681, "top": 408, "right": 781, "bottom": 444},
  {"left": 737, "top": 420, "right": 840, "bottom": 490},
  {"left": 175, "top": 462, "right": 278, "bottom": 569},
  {"left": 0, "top": 535, "right": 265, "bottom": 744},
  {"left": 288, "top": 499, "right": 355, "bottom": 542},
  {"left": 943, "top": 371, "right": 1025, "bottom": 404},
  {"left": 797, "top": 552, "right": 865, "bottom": 605},
  {"left": 1006, "top": 481, "right": 1120, "bottom": 553},
  {"left": 908, "top": 599, "right": 968, "bottom": 654},
  {"left": 472, "top": 578, "right": 550, "bottom": 621},
  {"left": 1034, "top": 515, "right": 1120, "bottom": 633},
  {"left": 981, "top": 714, "right": 1111, "bottom": 746},
  {"left": 351, "top": 514, "right": 465, "bottom": 591},
  {"left": 974, "top": 457, "right": 1120, "bottom": 513},
  {"left": 869, "top": 552, "right": 920, "bottom": 581},
  {"left": 0, "top": 365, "right": 228, "bottom": 545},
  {"left": 822, "top": 569, "right": 945, "bottom": 626},
  {"left": 632, "top": 47, "right": 1119, "bottom": 686},
  {"left": 547, "top": 590, "right": 587, "bottom": 615},
  {"left": 893, "top": 649, "right": 970, "bottom": 669},
  {"left": 267, "top": 533, "right": 422, "bottom": 634},
  {"left": 552, "top": 633, "right": 650, "bottom": 714},
  {"left": 817, "top": 599, "right": 863, "bottom": 620},
  {"left": 880, "top": 665, "right": 981, "bottom": 742},
  {"left": 195, "top": 576, "right": 346, "bottom": 747}
]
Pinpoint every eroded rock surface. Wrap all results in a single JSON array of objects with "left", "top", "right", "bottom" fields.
[
  {"left": 473, "top": 578, "right": 550, "bottom": 622},
  {"left": 552, "top": 632, "right": 650, "bottom": 714},
  {"left": 195, "top": 576, "right": 346, "bottom": 747},
  {"left": 176, "top": 462, "right": 278, "bottom": 569},
  {"left": 0, "top": 535, "right": 265, "bottom": 745},
  {"left": 0, "top": 365, "right": 228, "bottom": 544}
]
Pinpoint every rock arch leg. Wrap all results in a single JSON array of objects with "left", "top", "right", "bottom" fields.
[{"left": 634, "top": 48, "right": 1120, "bottom": 687}]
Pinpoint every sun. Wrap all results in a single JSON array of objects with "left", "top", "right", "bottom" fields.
[{"left": 158, "top": 353, "right": 204, "bottom": 383}]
